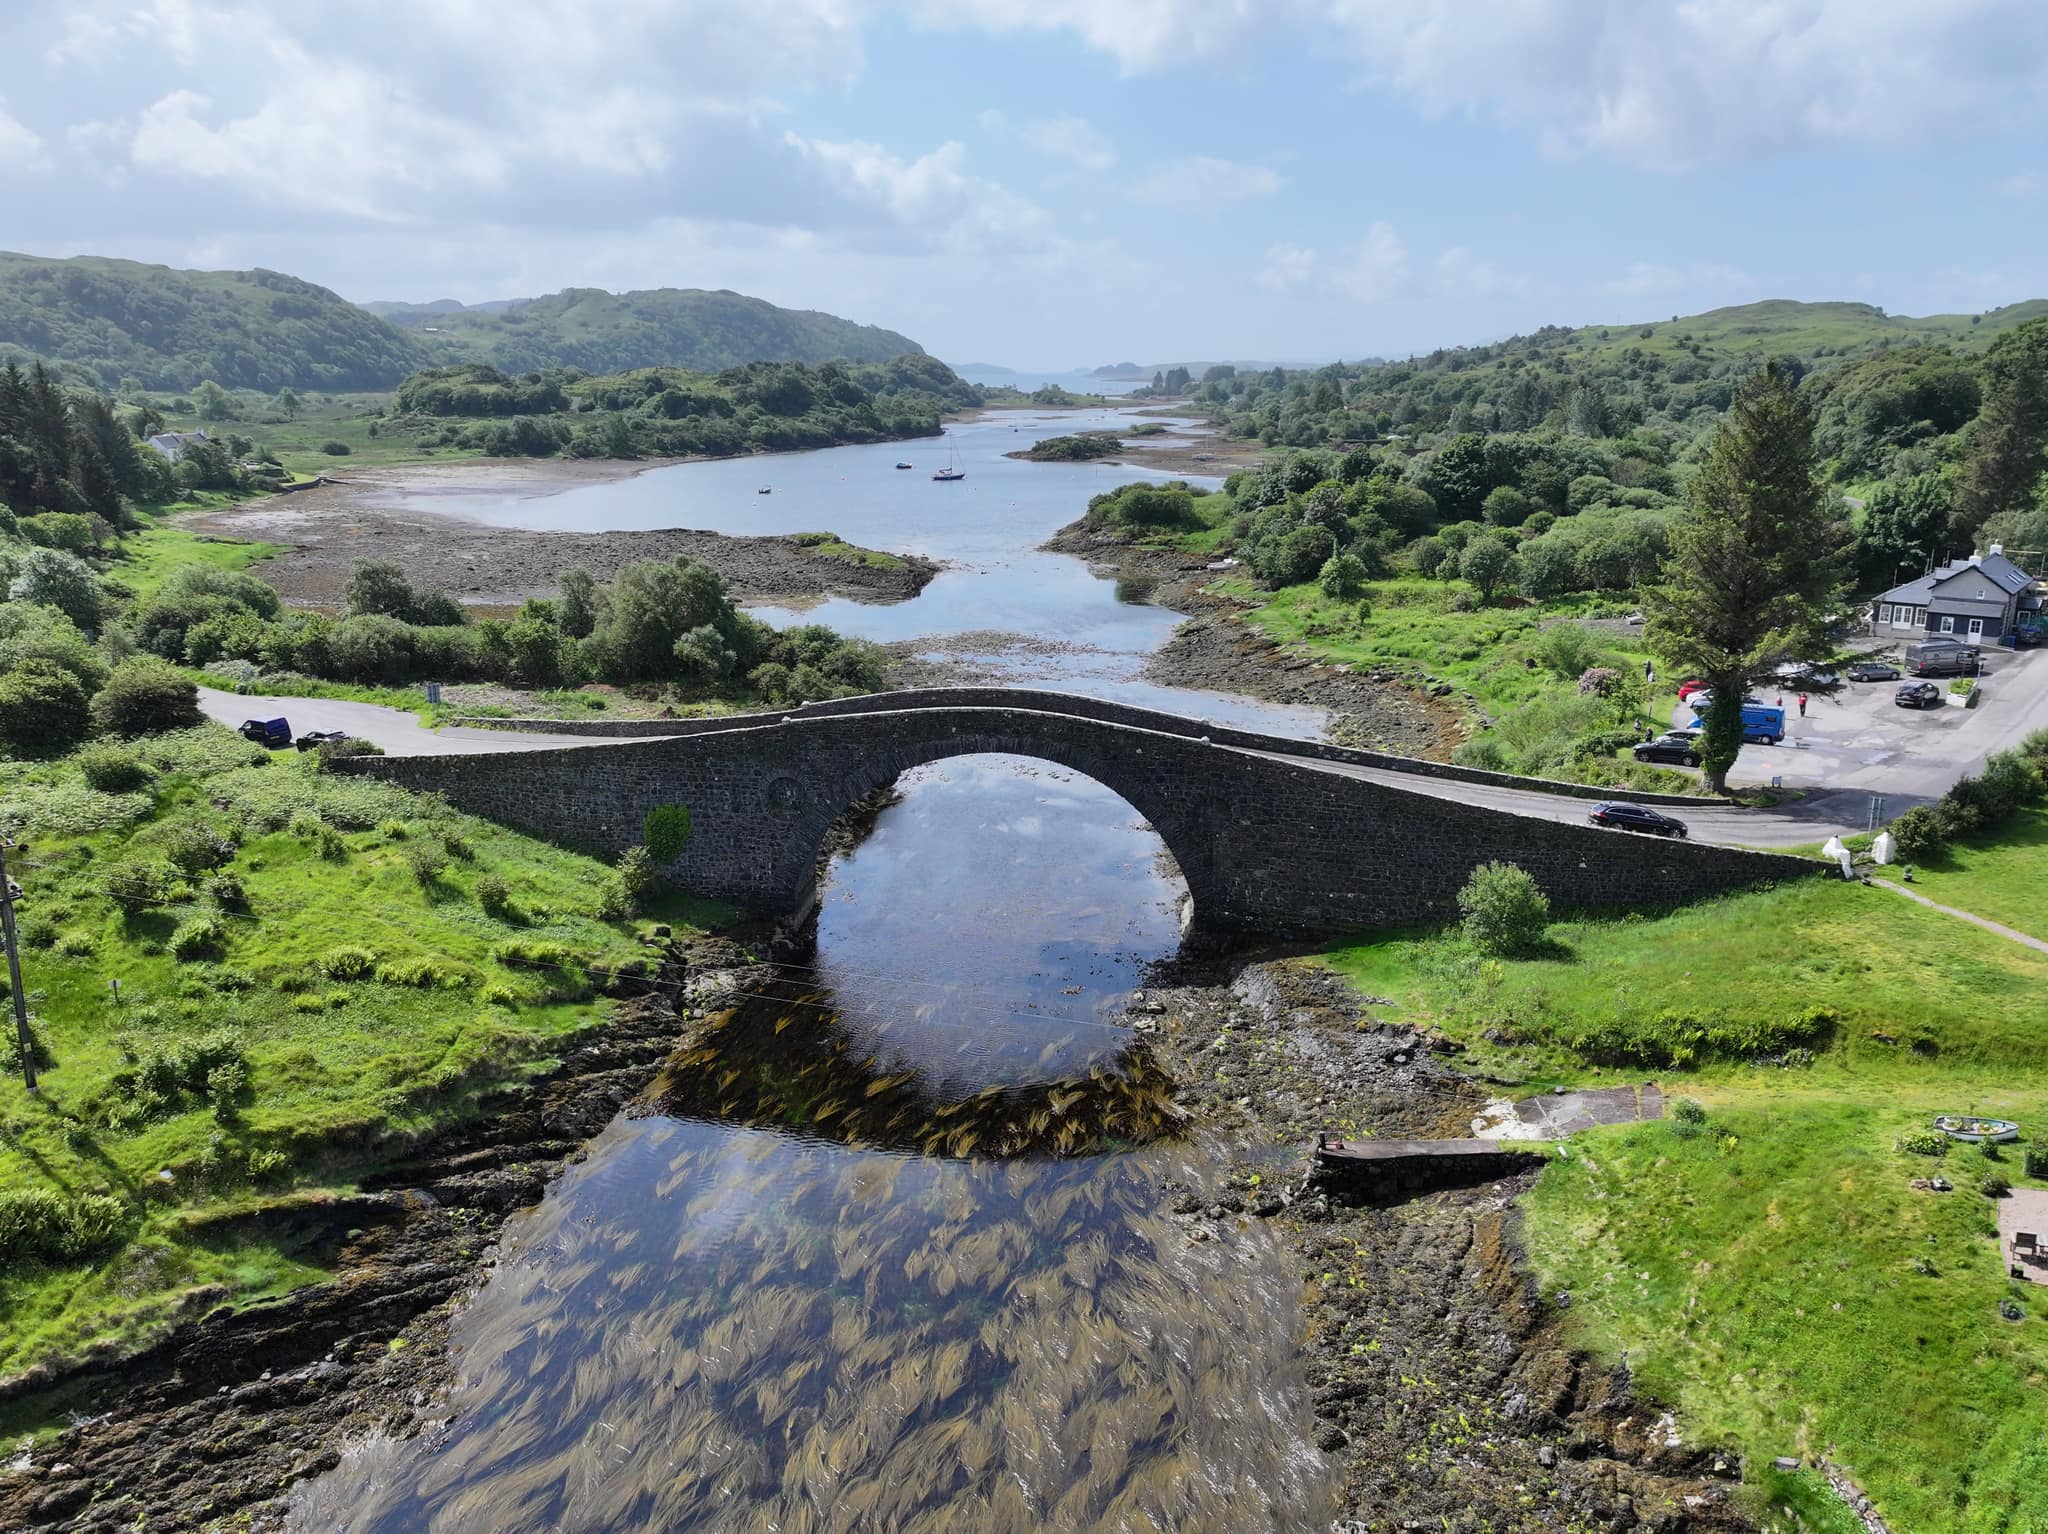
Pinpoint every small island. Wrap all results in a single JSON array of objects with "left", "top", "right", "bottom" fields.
[{"left": 1008, "top": 431, "right": 1125, "bottom": 462}]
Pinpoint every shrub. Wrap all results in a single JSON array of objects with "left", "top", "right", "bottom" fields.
[
  {"left": 168, "top": 913, "right": 226, "bottom": 961},
  {"left": 0, "top": 1189, "right": 126, "bottom": 1263},
  {"left": 474, "top": 872, "right": 512, "bottom": 917},
  {"left": 320, "top": 440, "right": 352, "bottom": 456},
  {"left": 206, "top": 1060, "right": 249, "bottom": 1123},
  {"left": 1982, "top": 1172, "right": 2012, "bottom": 1198},
  {"left": 1672, "top": 1097, "right": 1707, "bottom": 1124},
  {"left": 52, "top": 929, "right": 97, "bottom": 957},
  {"left": 617, "top": 845, "right": 658, "bottom": 904},
  {"left": 76, "top": 745, "right": 156, "bottom": 794},
  {"left": 405, "top": 838, "right": 449, "bottom": 886},
  {"left": 0, "top": 662, "right": 92, "bottom": 758},
  {"left": 594, "top": 874, "right": 633, "bottom": 922},
  {"left": 1898, "top": 1128, "right": 1949, "bottom": 1157},
  {"left": 91, "top": 657, "right": 201, "bottom": 736},
  {"left": 378, "top": 818, "right": 411, "bottom": 840},
  {"left": 321, "top": 945, "right": 376, "bottom": 980},
  {"left": 1318, "top": 552, "right": 1368, "bottom": 599},
  {"left": 2027, "top": 1144, "right": 2048, "bottom": 1179},
  {"left": 203, "top": 871, "right": 248, "bottom": 912},
  {"left": 160, "top": 819, "right": 233, "bottom": 876},
  {"left": 1456, "top": 862, "right": 1550, "bottom": 956},
  {"left": 317, "top": 737, "right": 385, "bottom": 767},
  {"left": 644, "top": 804, "right": 692, "bottom": 863},
  {"left": 1888, "top": 804, "right": 1947, "bottom": 859},
  {"left": 375, "top": 955, "right": 453, "bottom": 988},
  {"left": 316, "top": 824, "right": 348, "bottom": 862}
]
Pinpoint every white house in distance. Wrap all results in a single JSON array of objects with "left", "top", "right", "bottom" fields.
[
  {"left": 144, "top": 429, "right": 211, "bottom": 463},
  {"left": 1872, "top": 546, "right": 2044, "bottom": 647}
]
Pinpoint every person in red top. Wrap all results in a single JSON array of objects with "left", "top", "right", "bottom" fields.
[{"left": 1797, "top": 692, "right": 1808, "bottom": 717}]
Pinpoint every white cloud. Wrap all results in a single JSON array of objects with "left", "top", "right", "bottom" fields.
[
  {"left": 1021, "top": 114, "right": 1117, "bottom": 171},
  {"left": 1600, "top": 261, "right": 1754, "bottom": 299},
  {"left": 2000, "top": 171, "right": 2042, "bottom": 199},
  {"left": 1256, "top": 242, "right": 1319, "bottom": 294},
  {"left": 0, "top": 98, "right": 49, "bottom": 173},
  {"left": 1255, "top": 223, "right": 1408, "bottom": 304},
  {"left": 1130, "top": 155, "right": 1283, "bottom": 208},
  {"left": 1432, "top": 245, "right": 1529, "bottom": 299},
  {"left": 905, "top": 0, "right": 1267, "bottom": 74},
  {"left": 1327, "top": 222, "right": 1409, "bottom": 303},
  {"left": 784, "top": 133, "right": 1055, "bottom": 252}
]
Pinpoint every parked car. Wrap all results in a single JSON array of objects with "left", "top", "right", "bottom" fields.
[
  {"left": 1845, "top": 660, "right": 1901, "bottom": 682},
  {"left": 1632, "top": 734, "right": 1702, "bottom": 767},
  {"left": 238, "top": 717, "right": 292, "bottom": 749},
  {"left": 1904, "top": 640, "right": 1981, "bottom": 677},
  {"left": 1894, "top": 681, "right": 1943, "bottom": 709},
  {"left": 1676, "top": 679, "right": 1709, "bottom": 700},
  {"left": 1589, "top": 801, "right": 1690, "bottom": 838},
  {"left": 295, "top": 729, "right": 350, "bottom": 752}
]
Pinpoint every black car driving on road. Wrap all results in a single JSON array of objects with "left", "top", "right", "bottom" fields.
[
  {"left": 1894, "top": 681, "right": 1944, "bottom": 709},
  {"left": 1845, "top": 659, "right": 1901, "bottom": 682},
  {"left": 1589, "top": 801, "right": 1690, "bottom": 838},
  {"left": 1631, "top": 734, "right": 1702, "bottom": 767}
]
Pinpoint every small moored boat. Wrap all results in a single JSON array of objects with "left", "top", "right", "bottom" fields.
[
  {"left": 895, "top": 461, "right": 913, "bottom": 470},
  {"left": 1934, "top": 1114, "right": 2021, "bottom": 1142}
]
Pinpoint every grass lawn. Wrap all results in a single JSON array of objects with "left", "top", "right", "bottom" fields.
[
  {"left": 101, "top": 517, "right": 282, "bottom": 604},
  {"left": 1897, "top": 805, "right": 2048, "bottom": 943},
  {"left": 1317, "top": 872, "right": 2048, "bottom": 1532},
  {"left": 789, "top": 532, "right": 909, "bottom": 570},
  {"left": 0, "top": 725, "right": 721, "bottom": 1383}
]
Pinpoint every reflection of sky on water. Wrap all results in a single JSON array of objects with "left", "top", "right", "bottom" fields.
[
  {"left": 285, "top": 756, "right": 1337, "bottom": 1533},
  {"left": 370, "top": 407, "right": 1327, "bottom": 737}
]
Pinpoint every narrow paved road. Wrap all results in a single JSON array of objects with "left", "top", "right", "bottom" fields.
[
  {"left": 196, "top": 689, "right": 633, "bottom": 756},
  {"left": 1246, "top": 749, "right": 1851, "bottom": 849}
]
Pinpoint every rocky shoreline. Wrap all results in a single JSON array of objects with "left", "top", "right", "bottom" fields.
[
  {"left": 1040, "top": 522, "right": 1468, "bottom": 758},
  {"left": 187, "top": 464, "right": 939, "bottom": 615}
]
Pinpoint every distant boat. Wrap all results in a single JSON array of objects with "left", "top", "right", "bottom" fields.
[
  {"left": 895, "top": 461, "right": 913, "bottom": 470},
  {"left": 757, "top": 485, "right": 772, "bottom": 494},
  {"left": 932, "top": 446, "right": 965, "bottom": 481}
]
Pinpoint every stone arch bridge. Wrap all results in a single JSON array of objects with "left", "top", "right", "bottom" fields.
[{"left": 341, "top": 689, "right": 1817, "bottom": 936}]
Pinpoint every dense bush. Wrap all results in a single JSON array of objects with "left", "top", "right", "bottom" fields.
[
  {"left": 1563, "top": 1006, "right": 1838, "bottom": 1068},
  {"left": 405, "top": 838, "right": 449, "bottom": 886},
  {"left": 75, "top": 743, "right": 156, "bottom": 793},
  {"left": 0, "top": 660, "right": 91, "bottom": 757},
  {"left": 167, "top": 912, "right": 226, "bottom": 960},
  {"left": 474, "top": 872, "right": 512, "bottom": 917},
  {"left": 1457, "top": 862, "right": 1550, "bottom": 956},
  {"left": 320, "top": 440, "right": 351, "bottom": 455},
  {"left": 0, "top": 1189, "right": 127, "bottom": 1263},
  {"left": 320, "top": 945, "right": 376, "bottom": 980},
  {"left": 91, "top": 656, "right": 200, "bottom": 735},
  {"left": 1897, "top": 1128, "right": 1949, "bottom": 1157},
  {"left": 644, "top": 804, "right": 692, "bottom": 862}
]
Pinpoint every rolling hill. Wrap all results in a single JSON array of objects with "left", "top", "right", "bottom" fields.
[
  {"left": 375, "top": 287, "right": 926, "bottom": 376},
  {"left": 0, "top": 251, "right": 429, "bottom": 393},
  {"left": 0, "top": 254, "right": 932, "bottom": 395}
]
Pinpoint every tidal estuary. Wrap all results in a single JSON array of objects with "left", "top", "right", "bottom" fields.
[{"left": 286, "top": 422, "right": 1345, "bottom": 1530}]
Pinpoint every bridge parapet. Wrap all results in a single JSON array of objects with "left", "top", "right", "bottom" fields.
[{"left": 343, "top": 701, "right": 1812, "bottom": 935}]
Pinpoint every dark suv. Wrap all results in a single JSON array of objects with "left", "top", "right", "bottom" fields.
[
  {"left": 1632, "top": 734, "right": 1702, "bottom": 767},
  {"left": 1589, "top": 801, "right": 1690, "bottom": 838}
]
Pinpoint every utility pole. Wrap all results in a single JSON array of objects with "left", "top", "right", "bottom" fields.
[{"left": 0, "top": 840, "right": 35, "bottom": 1093}]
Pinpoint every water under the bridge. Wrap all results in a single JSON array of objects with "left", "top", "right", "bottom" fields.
[{"left": 287, "top": 754, "right": 1340, "bottom": 1532}]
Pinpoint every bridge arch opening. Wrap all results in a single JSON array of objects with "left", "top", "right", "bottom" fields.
[{"left": 783, "top": 751, "right": 1191, "bottom": 1094}]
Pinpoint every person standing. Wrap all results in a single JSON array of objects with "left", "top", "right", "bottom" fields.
[{"left": 1797, "top": 692, "right": 1808, "bottom": 717}]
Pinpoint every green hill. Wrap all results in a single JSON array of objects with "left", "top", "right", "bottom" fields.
[
  {"left": 1200, "top": 298, "right": 2048, "bottom": 451},
  {"left": 0, "top": 252, "right": 430, "bottom": 393},
  {"left": 383, "top": 287, "right": 926, "bottom": 375}
]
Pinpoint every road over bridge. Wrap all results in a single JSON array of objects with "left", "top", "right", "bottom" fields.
[{"left": 341, "top": 688, "right": 1821, "bottom": 936}]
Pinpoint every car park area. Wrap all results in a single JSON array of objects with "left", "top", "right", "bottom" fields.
[{"left": 1684, "top": 643, "right": 2048, "bottom": 801}]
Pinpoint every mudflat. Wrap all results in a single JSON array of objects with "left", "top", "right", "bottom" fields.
[{"left": 188, "top": 458, "right": 938, "bottom": 614}]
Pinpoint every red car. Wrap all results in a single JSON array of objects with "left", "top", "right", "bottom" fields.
[{"left": 1676, "top": 679, "right": 1709, "bottom": 701}]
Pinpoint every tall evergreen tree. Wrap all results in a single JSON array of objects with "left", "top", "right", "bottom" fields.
[{"left": 1645, "top": 364, "right": 1851, "bottom": 792}]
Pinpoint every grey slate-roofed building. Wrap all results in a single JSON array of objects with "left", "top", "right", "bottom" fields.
[
  {"left": 1872, "top": 547, "right": 2043, "bottom": 646},
  {"left": 143, "top": 429, "right": 210, "bottom": 463}
]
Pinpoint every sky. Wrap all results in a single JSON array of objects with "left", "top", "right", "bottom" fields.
[{"left": 1, "top": 0, "right": 2046, "bottom": 370}]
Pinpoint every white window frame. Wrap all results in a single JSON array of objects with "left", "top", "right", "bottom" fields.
[
  {"left": 1939, "top": 614, "right": 1956, "bottom": 634},
  {"left": 1879, "top": 604, "right": 1893, "bottom": 624},
  {"left": 1968, "top": 617, "right": 1984, "bottom": 638}
]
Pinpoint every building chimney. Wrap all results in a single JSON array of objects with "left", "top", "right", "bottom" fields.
[{"left": 1990, "top": 543, "right": 2004, "bottom": 557}]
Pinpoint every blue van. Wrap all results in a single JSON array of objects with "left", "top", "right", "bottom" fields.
[{"left": 1687, "top": 702, "right": 1785, "bottom": 744}]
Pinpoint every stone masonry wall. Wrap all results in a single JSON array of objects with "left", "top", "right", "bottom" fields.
[
  {"left": 343, "top": 703, "right": 1815, "bottom": 935},
  {"left": 446, "top": 687, "right": 1721, "bottom": 807}
]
